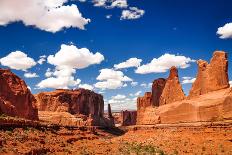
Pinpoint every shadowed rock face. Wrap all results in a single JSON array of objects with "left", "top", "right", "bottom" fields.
[
  {"left": 121, "top": 110, "right": 137, "bottom": 126},
  {"left": 189, "top": 51, "right": 229, "bottom": 97},
  {"left": 152, "top": 78, "right": 166, "bottom": 107},
  {"left": 0, "top": 69, "right": 38, "bottom": 120},
  {"left": 35, "top": 89, "right": 104, "bottom": 117}
]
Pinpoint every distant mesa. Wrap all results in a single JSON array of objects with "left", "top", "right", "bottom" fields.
[
  {"left": 35, "top": 89, "right": 114, "bottom": 127},
  {"left": 137, "top": 51, "right": 232, "bottom": 125}
]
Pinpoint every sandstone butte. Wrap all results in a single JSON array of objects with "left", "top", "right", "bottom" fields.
[
  {"left": 120, "top": 110, "right": 137, "bottom": 126},
  {"left": 35, "top": 89, "right": 114, "bottom": 127},
  {"left": 0, "top": 69, "right": 38, "bottom": 120},
  {"left": 137, "top": 51, "right": 232, "bottom": 125}
]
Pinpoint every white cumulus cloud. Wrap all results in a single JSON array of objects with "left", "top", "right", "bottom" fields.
[
  {"left": 114, "top": 57, "right": 142, "bottom": 69},
  {"left": 47, "top": 44, "right": 104, "bottom": 69},
  {"left": 217, "top": 23, "right": 232, "bottom": 39},
  {"left": 0, "top": 0, "right": 90, "bottom": 33},
  {"left": 37, "top": 44, "right": 104, "bottom": 89},
  {"left": 181, "top": 77, "right": 196, "bottom": 84},
  {"left": 24, "top": 72, "right": 39, "bottom": 78},
  {"left": 79, "top": 83, "right": 94, "bottom": 90},
  {"left": 135, "top": 53, "right": 195, "bottom": 74},
  {"left": 37, "top": 55, "right": 47, "bottom": 65},
  {"left": 0, "top": 51, "right": 36, "bottom": 71},
  {"left": 94, "top": 68, "right": 132, "bottom": 90},
  {"left": 121, "top": 7, "right": 145, "bottom": 20}
]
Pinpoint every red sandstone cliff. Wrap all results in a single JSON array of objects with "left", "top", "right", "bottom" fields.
[
  {"left": 137, "top": 51, "right": 232, "bottom": 125},
  {"left": 0, "top": 69, "right": 38, "bottom": 120},
  {"left": 189, "top": 51, "right": 229, "bottom": 97},
  {"left": 159, "top": 66, "right": 185, "bottom": 105},
  {"left": 35, "top": 89, "right": 114, "bottom": 127}
]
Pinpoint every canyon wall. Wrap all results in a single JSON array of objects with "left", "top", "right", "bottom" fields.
[{"left": 0, "top": 69, "right": 38, "bottom": 120}]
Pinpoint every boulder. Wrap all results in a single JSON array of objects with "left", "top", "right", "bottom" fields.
[
  {"left": 0, "top": 69, "right": 38, "bottom": 120},
  {"left": 159, "top": 66, "right": 185, "bottom": 105},
  {"left": 121, "top": 110, "right": 137, "bottom": 126},
  {"left": 189, "top": 51, "right": 229, "bottom": 97}
]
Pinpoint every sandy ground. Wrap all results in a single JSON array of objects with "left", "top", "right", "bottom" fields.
[{"left": 0, "top": 125, "right": 232, "bottom": 155}]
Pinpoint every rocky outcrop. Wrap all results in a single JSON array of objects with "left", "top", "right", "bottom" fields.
[
  {"left": 159, "top": 66, "right": 185, "bottom": 105},
  {"left": 189, "top": 51, "right": 229, "bottom": 97},
  {"left": 121, "top": 110, "right": 137, "bottom": 126},
  {"left": 137, "top": 66, "right": 185, "bottom": 109},
  {"left": 0, "top": 69, "right": 38, "bottom": 120},
  {"left": 35, "top": 89, "right": 114, "bottom": 127},
  {"left": 137, "top": 51, "right": 232, "bottom": 125},
  {"left": 137, "top": 92, "right": 152, "bottom": 110},
  {"left": 35, "top": 89, "right": 104, "bottom": 117}
]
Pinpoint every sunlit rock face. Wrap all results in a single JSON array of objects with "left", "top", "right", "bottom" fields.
[
  {"left": 0, "top": 69, "right": 38, "bottom": 120},
  {"left": 189, "top": 51, "right": 229, "bottom": 97}
]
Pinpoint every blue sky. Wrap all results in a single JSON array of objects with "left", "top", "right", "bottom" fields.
[{"left": 0, "top": 0, "right": 232, "bottom": 110}]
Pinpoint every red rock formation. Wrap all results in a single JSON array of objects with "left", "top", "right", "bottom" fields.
[
  {"left": 152, "top": 78, "right": 166, "bottom": 106},
  {"left": 159, "top": 66, "right": 185, "bottom": 105},
  {"left": 121, "top": 110, "right": 137, "bottom": 126},
  {"left": 35, "top": 89, "right": 114, "bottom": 127},
  {"left": 137, "top": 92, "right": 152, "bottom": 109},
  {"left": 189, "top": 51, "right": 229, "bottom": 97},
  {"left": 0, "top": 69, "right": 38, "bottom": 120},
  {"left": 35, "top": 89, "right": 104, "bottom": 117}
]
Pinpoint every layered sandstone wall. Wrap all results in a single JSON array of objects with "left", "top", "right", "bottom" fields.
[
  {"left": 35, "top": 89, "right": 114, "bottom": 127},
  {"left": 0, "top": 69, "right": 38, "bottom": 120},
  {"left": 189, "top": 51, "right": 229, "bottom": 97},
  {"left": 137, "top": 51, "right": 232, "bottom": 125}
]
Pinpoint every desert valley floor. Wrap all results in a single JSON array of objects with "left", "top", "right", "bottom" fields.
[{"left": 0, "top": 122, "right": 232, "bottom": 154}]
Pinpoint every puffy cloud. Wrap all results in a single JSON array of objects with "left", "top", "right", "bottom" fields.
[
  {"left": 121, "top": 7, "right": 145, "bottom": 20},
  {"left": 217, "top": 23, "right": 232, "bottom": 39},
  {"left": 47, "top": 44, "right": 104, "bottom": 69},
  {"left": 0, "top": 51, "right": 36, "bottom": 71},
  {"left": 181, "top": 77, "right": 196, "bottom": 84},
  {"left": 0, "top": 0, "right": 90, "bottom": 33},
  {"left": 45, "top": 68, "right": 53, "bottom": 77},
  {"left": 140, "top": 83, "right": 152, "bottom": 88},
  {"left": 95, "top": 79, "right": 123, "bottom": 90},
  {"left": 93, "top": 0, "right": 127, "bottom": 8},
  {"left": 131, "top": 81, "right": 138, "bottom": 87},
  {"left": 94, "top": 68, "right": 132, "bottom": 90},
  {"left": 111, "top": 0, "right": 128, "bottom": 8},
  {"left": 24, "top": 72, "right": 39, "bottom": 78},
  {"left": 114, "top": 57, "right": 142, "bottom": 69},
  {"left": 79, "top": 83, "right": 94, "bottom": 90},
  {"left": 229, "top": 81, "right": 232, "bottom": 87},
  {"left": 37, "top": 76, "right": 81, "bottom": 89},
  {"left": 96, "top": 68, "right": 132, "bottom": 81},
  {"left": 136, "top": 53, "right": 195, "bottom": 74},
  {"left": 105, "top": 94, "right": 137, "bottom": 110},
  {"left": 112, "top": 94, "right": 126, "bottom": 100},
  {"left": 37, "top": 44, "right": 104, "bottom": 89},
  {"left": 37, "top": 55, "right": 47, "bottom": 65},
  {"left": 106, "top": 15, "right": 112, "bottom": 19}
]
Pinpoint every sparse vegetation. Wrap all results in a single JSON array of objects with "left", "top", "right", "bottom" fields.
[{"left": 119, "top": 142, "right": 165, "bottom": 155}]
